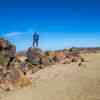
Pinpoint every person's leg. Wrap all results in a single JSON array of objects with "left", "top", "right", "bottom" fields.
[
  {"left": 34, "top": 40, "right": 37, "bottom": 47},
  {"left": 33, "top": 40, "right": 35, "bottom": 47},
  {"left": 36, "top": 40, "right": 38, "bottom": 47}
]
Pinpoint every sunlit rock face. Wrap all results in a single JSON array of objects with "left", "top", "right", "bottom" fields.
[{"left": 0, "top": 38, "right": 16, "bottom": 66}]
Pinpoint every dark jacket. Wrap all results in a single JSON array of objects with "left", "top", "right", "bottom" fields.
[{"left": 33, "top": 33, "right": 39, "bottom": 41}]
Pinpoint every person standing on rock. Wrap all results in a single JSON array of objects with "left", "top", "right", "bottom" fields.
[{"left": 33, "top": 32, "right": 39, "bottom": 47}]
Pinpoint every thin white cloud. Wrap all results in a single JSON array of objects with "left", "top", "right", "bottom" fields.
[{"left": 5, "top": 32, "right": 23, "bottom": 37}]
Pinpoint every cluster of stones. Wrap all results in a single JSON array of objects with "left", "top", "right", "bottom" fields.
[{"left": 0, "top": 38, "right": 87, "bottom": 92}]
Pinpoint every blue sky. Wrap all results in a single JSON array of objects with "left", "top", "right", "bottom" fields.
[{"left": 0, "top": 0, "right": 100, "bottom": 51}]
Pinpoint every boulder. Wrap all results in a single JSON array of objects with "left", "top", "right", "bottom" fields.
[
  {"left": 0, "top": 38, "right": 16, "bottom": 66},
  {"left": 45, "top": 51, "right": 55, "bottom": 58},
  {"left": 45, "top": 51, "right": 55, "bottom": 64},
  {"left": 26, "top": 48, "right": 44, "bottom": 65},
  {"left": 0, "top": 38, "right": 9, "bottom": 49},
  {"left": 54, "top": 51, "right": 66, "bottom": 62},
  {"left": 40, "top": 56, "right": 51, "bottom": 66}
]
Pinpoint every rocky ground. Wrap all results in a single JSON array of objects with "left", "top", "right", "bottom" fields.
[
  {"left": 0, "top": 38, "right": 83, "bottom": 91},
  {"left": 1, "top": 53, "right": 100, "bottom": 100},
  {"left": 0, "top": 38, "right": 100, "bottom": 100}
]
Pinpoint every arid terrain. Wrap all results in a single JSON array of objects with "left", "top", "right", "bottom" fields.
[{"left": 1, "top": 53, "right": 100, "bottom": 100}]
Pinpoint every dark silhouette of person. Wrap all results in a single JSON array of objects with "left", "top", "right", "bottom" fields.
[{"left": 33, "top": 32, "right": 39, "bottom": 47}]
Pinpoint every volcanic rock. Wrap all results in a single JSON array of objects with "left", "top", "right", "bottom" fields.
[
  {"left": 0, "top": 38, "right": 16, "bottom": 66},
  {"left": 26, "top": 48, "right": 44, "bottom": 65}
]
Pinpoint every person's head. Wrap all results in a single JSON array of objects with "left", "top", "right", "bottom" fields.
[{"left": 34, "top": 32, "right": 38, "bottom": 35}]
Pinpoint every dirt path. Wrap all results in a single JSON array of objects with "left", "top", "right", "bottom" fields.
[{"left": 1, "top": 53, "right": 100, "bottom": 100}]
